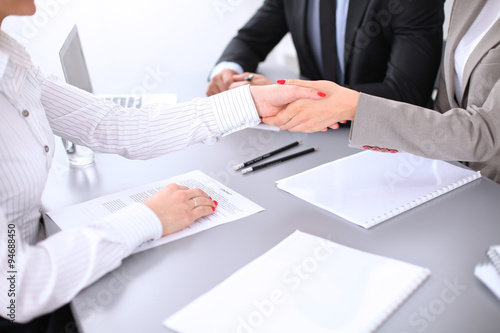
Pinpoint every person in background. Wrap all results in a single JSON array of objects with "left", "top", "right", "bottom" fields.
[
  {"left": 0, "top": 1, "right": 325, "bottom": 331},
  {"left": 207, "top": 0, "right": 445, "bottom": 109},
  {"left": 264, "top": 0, "right": 500, "bottom": 184}
]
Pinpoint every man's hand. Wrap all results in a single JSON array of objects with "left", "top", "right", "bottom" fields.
[
  {"left": 249, "top": 84, "right": 326, "bottom": 119},
  {"left": 228, "top": 73, "right": 274, "bottom": 90},
  {"left": 207, "top": 69, "right": 239, "bottom": 96},
  {"left": 262, "top": 80, "right": 359, "bottom": 133},
  {"left": 144, "top": 184, "right": 217, "bottom": 236}
]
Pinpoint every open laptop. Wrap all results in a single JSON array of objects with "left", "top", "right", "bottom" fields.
[{"left": 59, "top": 25, "right": 176, "bottom": 108}]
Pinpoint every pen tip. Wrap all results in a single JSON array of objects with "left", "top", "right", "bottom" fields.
[
  {"left": 234, "top": 163, "right": 244, "bottom": 171},
  {"left": 298, "top": 140, "right": 302, "bottom": 144},
  {"left": 314, "top": 147, "right": 319, "bottom": 151}
]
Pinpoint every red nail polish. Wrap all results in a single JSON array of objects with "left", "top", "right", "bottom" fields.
[
  {"left": 318, "top": 92, "right": 326, "bottom": 97},
  {"left": 277, "top": 80, "right": 286, "bottom": 85},
  {"left": 212, "top": 206, "right": 216, "bottom": 211},
  {"left": 214, "top": 200, "right": 218, "bottom": 206}
]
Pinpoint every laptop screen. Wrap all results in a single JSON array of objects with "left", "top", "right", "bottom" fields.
[{"left": 59, "top": 25, "right": 94, "bottom": 93}]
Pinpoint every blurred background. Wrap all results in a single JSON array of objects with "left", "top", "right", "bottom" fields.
[{"left": 2, "top": 0, "right": 454, "bottom": 101}]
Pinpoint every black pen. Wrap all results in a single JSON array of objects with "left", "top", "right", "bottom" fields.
[
  {"left": 234, "top": 140, "right": 302, "bottom": 171},
  {"left": 241, "top": 147, "right": 318, "bottom": 174}
]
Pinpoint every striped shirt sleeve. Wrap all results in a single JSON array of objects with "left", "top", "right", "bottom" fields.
[{"left": 37, "top": 68, "right": 260, "bottom": 160}]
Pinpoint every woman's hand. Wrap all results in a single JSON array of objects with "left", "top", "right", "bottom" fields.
[
  {"left": 261, "top": 80, "right": 359, "bottom": 133},
  {"left": 249, "top": 83, "right": 326, "bottom": 119},
  {"left": 144, "top": 184, "right": 217, "bottom": 236}
]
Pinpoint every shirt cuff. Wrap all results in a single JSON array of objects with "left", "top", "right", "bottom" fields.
[
  {"left": 94, "top": 203, "right": 163, "bottom": 254},
  {"left": 208, "top": 85, "right": 261, "bottom": 136},
  {"left": 209, "top": 61, "right": 245, "bottom": 80}
]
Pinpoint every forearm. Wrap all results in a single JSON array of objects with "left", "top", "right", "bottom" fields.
[
  {"left": 39, "top": 69, "right": 259, "bottom": 159},
  {"left": 350, "top": 93, "right": 500, "bottom": 162},
  {"left": 0, "top": 204, "right": 161, "bottom": 323}
]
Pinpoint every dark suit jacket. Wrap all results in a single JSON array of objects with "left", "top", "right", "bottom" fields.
[{"left": 215, "top": 0, "right": 445, "bottom": 107}]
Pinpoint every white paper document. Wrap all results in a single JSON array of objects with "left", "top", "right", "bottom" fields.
[
  {"left": 475, "top": 263, "right": 500, "bottom": 301},
  {"left": 164, "top": 230, "right": 430, "bottom": 333},
  {"left": 276, "top": 151, "right": 481, "bottom": 229},
  {"left": 46, "top": 170, "right": 263, "bottom": 253}
]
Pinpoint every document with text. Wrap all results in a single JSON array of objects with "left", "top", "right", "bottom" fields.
[{"left": 46, "top": 170, "right": 264, "bottom": 253}]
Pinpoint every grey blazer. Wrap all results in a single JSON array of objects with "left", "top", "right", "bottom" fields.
[{"left": 349, "top": 0, "right": 500, "bottom": 183}]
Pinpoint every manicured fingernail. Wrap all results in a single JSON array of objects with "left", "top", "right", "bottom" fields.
[
  {"left": 213, "top": 200, "right": 218, "bottom": 206},
  {"left": 277, "top": 80, "right": 286, "bottom": 85},
  {"left": 212, "top": 206, "right": 216, "bottom": 211},
  {"left": 318, "top": 92, "right": 326, "bottom": 97}
]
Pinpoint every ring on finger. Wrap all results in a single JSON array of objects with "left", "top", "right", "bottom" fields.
[{"left": 192, "top": 198, "right": 197, "bottom": 208}]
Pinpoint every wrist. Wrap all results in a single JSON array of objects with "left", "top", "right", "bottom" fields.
[
  {"left": 345, "top": 90, "right": 359, "bottom": 121},
  {"left": 249, "top": 86, "right": 262, "bottom": 117}
]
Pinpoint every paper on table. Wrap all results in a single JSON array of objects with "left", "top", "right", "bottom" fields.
[
  {"left": 276, "top": 151, "right": 481, "bottom": 228},
  {"left": 475, "top": 263, "right": 500, "bottom": 301},
  {"left": 46, "top": 170, "right": 263, "bottom": 253},
  {"left": 487, "top": 245, "right": 500, "bottom": 276},
  {"left": 164, "top": 230, "right": 430, "bottom": 333}
]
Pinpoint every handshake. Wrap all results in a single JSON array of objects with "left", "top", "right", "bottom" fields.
[{"left": 245, "top": 78, "right": 359, "bottom": 133}]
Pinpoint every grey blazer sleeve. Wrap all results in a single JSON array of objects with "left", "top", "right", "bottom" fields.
[{"left": 349, "top": 80, "right": 500, "bottom": 161}]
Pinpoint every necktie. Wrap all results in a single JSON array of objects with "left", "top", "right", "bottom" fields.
[{"left": 320, "top": 0, "right": 338, "bottom": 82}]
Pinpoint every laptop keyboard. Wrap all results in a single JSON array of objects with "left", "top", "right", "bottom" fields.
[{"left": 107, "top": 95, "right": 143, "bottom": 108}]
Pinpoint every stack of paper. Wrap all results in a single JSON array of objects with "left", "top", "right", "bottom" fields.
[
  {"left": 276, "top": 151, "right": 481, "bottom": 229},
  {"left": 164, "top": 230, "right": 430, "bottom": 333},
  {"left": 475, "top": 245, "right": 500, "bottom": 300}
]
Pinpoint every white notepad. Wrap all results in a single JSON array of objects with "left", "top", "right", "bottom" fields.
[
  {"left": 164, "top": 230, "right": 430, "bottom": 333},
  {"left": 475, "top": 263, "right": 500, "bottom": 301},
  {"left": 476, "top": 244, "right": 500, "bottom": 301},
  {"left": 276, "top": 151, "right": 481, "bottom": 228},
  {"left": 487, "top": 245, "right": 500, "bottom": 276}
]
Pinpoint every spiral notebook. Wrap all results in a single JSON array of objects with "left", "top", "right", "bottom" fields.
[
  {"left": 475, "top": 245, "right": 500, "bottom": 301},
  {"left": 276, "top": 151, "right": 481, "bottom": 229},
  {"left": 164, "top": 230, "right": 430, "bottom": 333},
  {"left": 487, "top": 245, "right": 500, "bottom": 276}
]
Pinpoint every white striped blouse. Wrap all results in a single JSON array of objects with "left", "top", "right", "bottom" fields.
[{"left": 0, "top": 30, "right": 260, "bottom": 323}]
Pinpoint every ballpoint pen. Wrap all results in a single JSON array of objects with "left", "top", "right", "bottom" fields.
[
  {"left": 234, "top": 140, "right": 302, "bottom": 171},
  {"left": 241, "top": 147, "right": 318, "bottom": 174}
]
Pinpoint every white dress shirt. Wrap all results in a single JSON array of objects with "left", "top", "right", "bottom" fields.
[
  {"left": 211, "top": 0, "right": 350, "bottom": 83},
  {"left": 454, "top": 0, "right": 500, "bottom": 102},
  {"left": 0, "top": 30, "right": 260, "bottom": 323}
]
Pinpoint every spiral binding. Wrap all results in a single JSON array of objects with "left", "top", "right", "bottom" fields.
[
  {"left": 487, "top": 246, "right": 500, "bottom": 276},
  {"left": 363, "top": 171, "right": 481, "bottom": 229},
  {"left": 368, "top": 268, "right": 431, "bottom": 332}
]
